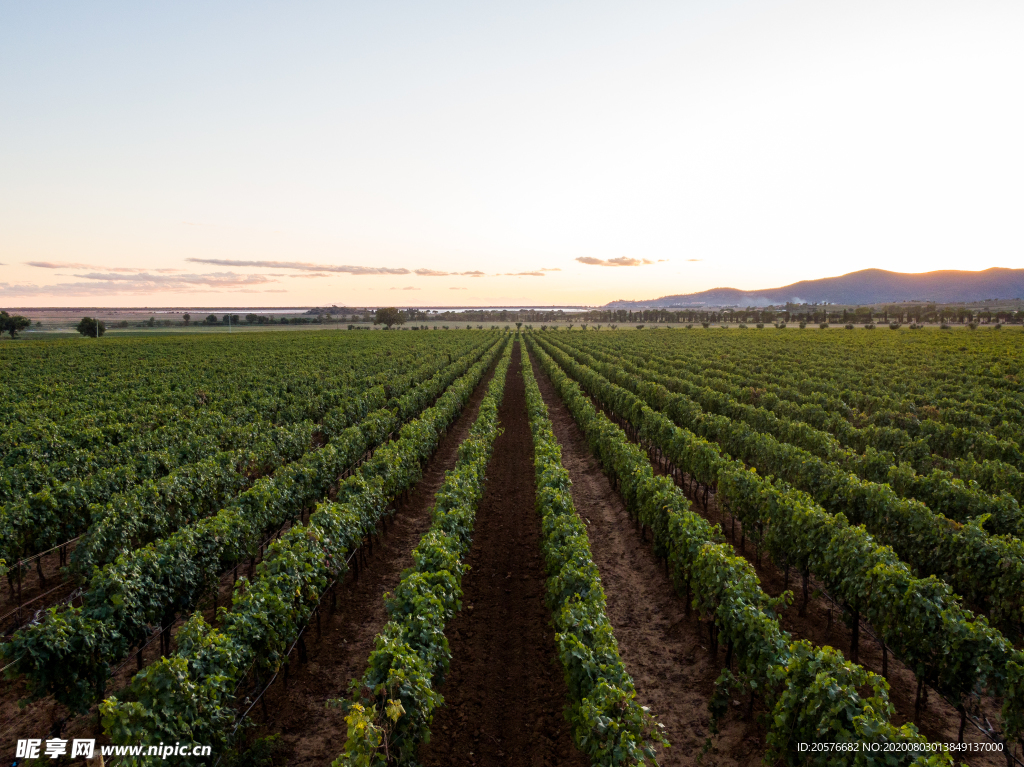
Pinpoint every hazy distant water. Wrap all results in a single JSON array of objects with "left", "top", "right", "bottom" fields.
[
  {"left": 151, "top": 309, "right": 309, "bottom": 314},
  {"left": 412, "top": 306, "right": 592, "bottom": 313},
  {"left": 152, "top": 306, "right": 594, "bottom": 314}
]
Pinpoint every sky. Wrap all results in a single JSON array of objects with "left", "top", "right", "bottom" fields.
[{"left": 1, "top": 1, "right": 1022, "bottom": 307}]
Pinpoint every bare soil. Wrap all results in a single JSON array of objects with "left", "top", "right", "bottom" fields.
[
  {"left": 529, "top": 349, "right": 764, "bottom": 767},
  {"left": 1, "top": 547, "right": 80, "bottom": 640},
  {"left": 238, "top": 351, "right": 503, "bottom": 765},
  {"left": 418, "top": 343, "right": 588, "bottom": 767}
]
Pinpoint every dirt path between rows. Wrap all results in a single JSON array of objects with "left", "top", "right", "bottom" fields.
[
  {"left": 528, "top": 349, "right": 764, "bottom": 767},
  {"left": 1, "top": 545, "right": 80, "bottom": 638},
  {"left": 243, "top": 354, "right": 503, "bottom": 765},
  {"left": 419, "top": 342, "right": 588, "bottom": 767}
]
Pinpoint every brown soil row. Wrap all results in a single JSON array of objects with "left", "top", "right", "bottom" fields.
[
  {"left": 240, "top": 349, "right": 505, "bottom": 765},
  {"left": 1, "top": 545, "right": 80, "bottom": 637},
  {"left": 529, "top": 349, "right": 764, "bottom": 767},
  {"left": 418, "top": 342, "right": 586, "bottom": 767}
]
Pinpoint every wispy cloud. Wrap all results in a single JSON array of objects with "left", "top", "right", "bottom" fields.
[
  {"left": 390, "top": 286, "right": 420, "bottom": 290},
  {"left": 415, "top": 268, "right": 488, "bottom": 277},
  {"left": 27, "top": 261, "right": 187, "bottom": 274},
  {"left": 28, "top": 260, "right": 102, "bottom": 269},
  {"left": 73, "top": 271, "right": 275, "bottom": 287},
  {"left": 0, "top": 271, "right": 281, "bottom": 297},
  {"left": 450, "top": 286, "right": 468, "bottom": 290},
  {"left": 504, "top": 271, "right": 545, "bottom": 277},
  {"left": 686, "top": 258, "right": 703, "bottom": 262},
  {"left": 186, "top": 258, "right": 410, "bottom": 275},
  {"left": 540, "top": 267, "right": 561, "bottom": 272},
  {"left": 288, "top": 273, "right": 330, "bottom": 279},
  {"left": 575, "top": 257, "right": 654, "bottom": 267}
]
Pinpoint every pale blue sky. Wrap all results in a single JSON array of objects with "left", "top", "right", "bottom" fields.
[{"left": 2, "top": 1, "right": 1022, "bottom": 306}]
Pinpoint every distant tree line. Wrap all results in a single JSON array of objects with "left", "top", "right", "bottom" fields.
[
  {"left": 311, "top": 305, "right": 1024, "bottom": 326},
  {"left": 399, "top": 305, "right": 1024, "bottom": 326}
]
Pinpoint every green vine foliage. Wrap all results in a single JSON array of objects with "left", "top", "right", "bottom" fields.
[
  {"left": 0, "top": 336, "right": 471, "bottom": 568},
  {"left": 521, "top": 341, "right": 667, "bottom": 765},
  {"left": 544, "top": 338, "right": 1024, "bottom": 635},
  {"left": 554, "top": 337, "right": 1024, "bottom": 537},
  {"left": 536, "top": 333, "right": 1024, "bottom": 741},
  {"left": 527, "top": 336, "right": 949, "bottom": 766},
  {"left": 4, "top": 339, "right": 496, "bottom": 715},
  {"left": 69, "top": 422, "right": 317, "bottom": 575},
  {"left": 335, "top": 339, "right": 512, "bottom": 765},
  {"left": 574, "top": 333, "right": 1024, "bottom": 519},
  {"left": 102, "top": 337, "right": 510, "bottom": 756},
  {"left": 534, "top": 335, "right": 1024, "bottom": 743},
  {"left": 573, "top": 330, "right": 1024, "bottom": 471}
]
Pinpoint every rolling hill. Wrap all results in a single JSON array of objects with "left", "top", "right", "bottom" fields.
[{"left": 603, "top": 268, "right": 1024, "bottom": 309}]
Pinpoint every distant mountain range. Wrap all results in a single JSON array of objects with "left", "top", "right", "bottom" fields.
[{"left": 603, "top": 268, "right": 1024, "bottom": 309}]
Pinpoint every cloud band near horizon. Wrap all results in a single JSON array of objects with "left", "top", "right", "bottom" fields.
[
  {"left": 576, "top": 256, "right": 656, "bottom": 267},
  {"left": 0, "top": 271, "right": 282, "bottom": 297},
  {"left": 185, "top": 259, "right": 558, "bottom": 277},
  {"left": 186, "top": 258, "right": 410, "bottom": 275},
  {"left": 27, "top": 261, "right": 184, "bottom": 273}
]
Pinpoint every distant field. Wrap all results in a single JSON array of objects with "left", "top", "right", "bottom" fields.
[
  {"left": 4, "top": 317, "right": 1020, "bottom": 340},
  {"left": 6, "top": 303, "right": 1020, "bottom": 339}
]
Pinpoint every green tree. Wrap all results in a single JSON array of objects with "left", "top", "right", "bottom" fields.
[
  {"left": 75, "top": 317, "right": 106, "bottom": 337},
  {"left": 374, "top": 307, "right": 405, "bottom": 329},
  {"left": 1, "top": 311, "right": 32, "bottom": 338},
  {"left": 182, "top": 313, "right": 191, "bottom": 325},
  {"left": 205, "top": 314, "right": 218, "bottom": 324}
]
